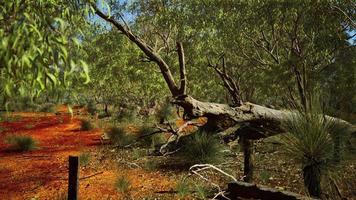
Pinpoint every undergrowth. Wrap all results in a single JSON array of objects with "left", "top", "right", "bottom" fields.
[{"left": 5, "top": 135, "right": 38, "bottom": 152}]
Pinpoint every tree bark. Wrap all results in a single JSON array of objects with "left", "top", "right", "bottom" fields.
[{"left": 240, "top": 136, "right": 254, "bottom": 182}]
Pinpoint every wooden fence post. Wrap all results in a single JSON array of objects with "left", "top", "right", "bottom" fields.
[{"left": 68, "top": 156, "right": 79, "bottom": 200}]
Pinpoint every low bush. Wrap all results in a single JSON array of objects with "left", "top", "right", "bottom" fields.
[
  {"left": 107, "top": 126, "right": 134, "bottom": 146},
  {"left": 175, "top": 178, "right": 191, "bottom": 198},
  {"left": 132, "top": 148, "right": 146, "bottom": 160},
  {"left": 39, "top": 103, "right": 56, "bottom": 113},
  {"left": 86, "top": 100, "right": 97, "bottom": 115},
  {"left": 79, "top": 152, "right": 91, "bottom": 167},
  {"left": 115, "top": 175, "right": 131, "bottom": 193},
  {"left": 194, "top": 183, "right": 208, "bottom": 200},
  {"left": 136, "top": 123, "right": 165, "bottom": 148},
  {"left": 5, "top": 135, "right": 38, "bottom": 151},
  {"left": 81, "top": 119, "right": 94, "bottom": 131},
  {"left": 155, "top": 100, "right": 174, "bottom": 123},
  {"left": 143, "top": 159, "right": 157, "bottom": 171},
  {"left": 177, "top": 130, "right": 224, "bottom": 164}
]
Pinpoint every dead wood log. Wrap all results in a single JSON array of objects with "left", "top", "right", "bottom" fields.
[{"left": 224, "top": 181, "right": 317, "bottom": 200}]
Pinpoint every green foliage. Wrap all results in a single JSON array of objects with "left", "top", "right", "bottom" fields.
[
  {"left": 114, "top": 175, "right": 131, "bottom": 193},
  {"left": 177, "top": 130, "right": 224, "bottom": 164},
  {"left": 86, "top": 101, "right": 97, "bottom": 115},
  {"left": 5, "top": 135, "right": 38, "bottom": 152},
  {"left": 107, "top": 126, "right": 134, "bottom": 146},
  {"left": 79, "top": 152, "right": 91, "bottom": 167},
  {"left": 39, "top": 103, "right": 56, "bottom": 113},
  {"left": 132, "top": 148, "right": 146, "bottom": 160},
  {"left": 281, "top": 107, "right": 352, "bottom": 197},
  {"left": 155, "top": 100, "right": 174, "bottom": 123},
  {"left": 194, "top": 183, "right": 208, "bottom": 200},
  {"left": 143, "top": 159, "right": 157, "bottom": 171},
  {"left": 175, "top": 178, "right": 191, "bottom": 198},
  {"left": 136, "top": 123, "right": 164, "bottom": 148},
  {"left": 259, "top": 170, "right": 271, "bottom": 184},
  {"left": 0, "top": 1, "right": 89, "bottom": 103},
  {"left": 81, "top": 119, "right": 94, "bottom": 131},
  {"left": 282, "top": 112, "right": 334, "bottom": 168},
  {"left": 0, "top": 115, "right": 22, "bottom": 123}
]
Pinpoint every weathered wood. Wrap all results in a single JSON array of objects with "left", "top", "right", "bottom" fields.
[
  {"left": 225, "top": 181, "right": 317, "bottom": 200},
  {"left": 68, "top": 156, "right": 79, "bottom": 200}
]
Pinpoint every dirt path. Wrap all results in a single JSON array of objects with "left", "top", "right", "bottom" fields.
[{"left": 0, "top": 111, "right": 175, "bottom": 200}]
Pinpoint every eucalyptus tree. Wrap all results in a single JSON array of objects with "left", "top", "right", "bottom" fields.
[
  {"left": 80, "top": 25, "right": 169, "bottom": 116},
  {"left": 89, "top": 1, "right": 355, "bottom": 188},
  {"left": 128, "top": 0, "right": 355, "bottom": 110},
  {"left": 0, "top": 0, "right": 90, "bottom": 108}
]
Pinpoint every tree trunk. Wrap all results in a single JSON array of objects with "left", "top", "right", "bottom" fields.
[
  {"left": 240, "top": 136, "right": 254, "bottom": 182},
  {"left": 303, "top": 164, "right": 322, "bottom": 198}
]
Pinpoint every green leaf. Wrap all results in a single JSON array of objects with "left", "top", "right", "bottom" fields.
[
  {"left": 46, "top": 72, "right": 57, "bottom": 86},
  {"left": 80, "top": 60, "right": 90, "bottom": 84}
]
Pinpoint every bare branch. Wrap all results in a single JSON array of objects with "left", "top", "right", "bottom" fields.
[
  {"left": 91, "top": 3, "right": 180, "bottom": 96},
  {"left": 177, "top": 42, "right": 187, "bottom": 95}
]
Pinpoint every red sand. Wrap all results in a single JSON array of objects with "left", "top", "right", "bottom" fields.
[{"left": 0, "top": 110, "right": 176, "bottom": 200}]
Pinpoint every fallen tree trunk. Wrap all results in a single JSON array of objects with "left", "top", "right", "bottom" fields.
[
  {"left": 222, "top": 181, "right": 317, "bottom": 200},
  {"left": 159, "top": 95, "right": 355, "bottom": 154}
]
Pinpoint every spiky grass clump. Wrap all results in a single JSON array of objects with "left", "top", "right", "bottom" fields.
[
  {"left": 175, "top": 178, "right": 191, "bottom": 198},
  {"left": 143, "top": 159, "right": 157, "bottom": 171},
  {"left": 137, "top": 123, "right": 165, "bottom": 148},
  {"left": 194, "top": 183, "right": 208, "bottom": 199},
  {"left": 281, "top": 110, "right": 350, "bottom": 197},
  {"left": 107, "top": 126, "right": 134, "bottom": 146},
  {"left": 79, "top": 152, "right": 91, "bottom": 167},
  {"left": 178, "top": 130, "right": 223, "bottom": 164},
  {"left": 115, "top": 175, "right": 131, "bottom": 193},
  {"left": 5, "top": 135, "right": 38, "bottom": 152},
  {"left": 81, "top": 119, "right": 94, "bottom": 131},
  {"left": 155, "top": 100, "right": 174, "bottom": 123},
  {"left": 137, "top": 123, "right": 155, "bottom": 146}
]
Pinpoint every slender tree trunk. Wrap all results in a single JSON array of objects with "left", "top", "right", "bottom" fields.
[
  {"left": 303, "top": 164, "right": 322, "bottom": 198},
  {"left": 240, "top": 136, "right": 254, "bottom": 182},
  {"left": 104, "top": 103, "right": 109, "bottom": 116}
]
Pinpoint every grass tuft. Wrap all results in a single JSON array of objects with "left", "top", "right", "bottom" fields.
[
  {"left": 177, "top": 130, "right": 224, "bottom": 164},
  {"left": 5, "top": 135, "right": 38, "bottom": 152},
  {"left": 107, "top": 126, "right": 134, "bottom": 146},
  {"left": 81, "top": 119, "right": 94, "bottom": 131},
  {"left": 79, "top": 152, "right": 91, "bottom": 167},
  {"left": 115, "top": 175, "right": 131, "bottom": 193},
  {"left": 175, "top": 178, "right": 191, "bottom": 198}
]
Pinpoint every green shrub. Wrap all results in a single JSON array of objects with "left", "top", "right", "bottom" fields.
[
  {"left": 155, "top": 101, "right": 174, "bottom": 123},
  {"left": 107, "top": 126, "right": 134, "bottom": 146},
  {"left": 39, "top": 103, "right": 56, "bottom": 113},
  {"left": 5, "top": 135, "right": 38, "bottom": 151},
  {"left": 132, "top": 148, "right": 146, "bottom": 160},
  {"left": 175, "top": 178, "right": 191, "bottom": 198},
  {"left": 281, "top": 109, "right": 351, "bottom": 198},
  {"left": 195, "top": 183, "right": 208, "bottom": 200},
  {"left": 177, "top": 130, "right": 224, "bottom": 164},
  {"left": 115, "top": 175, "right": 131, "bottom": 193},
  {"left": 79, "top": 152, "right": 91, "bottom": 167},
  {"left": 137, "top": 123, "right": 165, "bottom": 148},
  {"left": 87, "top": 100, "right": 97, "bottom": 115},
  {"left": 259, "top": 170, "right": 271, "bottom": 183},
  {"left": 81, "top": 119, "right": 94, "bottom": 131},
  {"left": 143, "top": 159, "right": 156, "bottom": 171}
]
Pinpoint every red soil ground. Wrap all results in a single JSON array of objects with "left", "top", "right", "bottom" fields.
[{"left": 0, "top": 108, "right": 175, "bottom": 200}]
